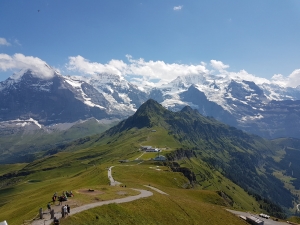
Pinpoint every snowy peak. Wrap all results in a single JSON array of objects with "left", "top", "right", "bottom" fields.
[
  {"left": 167, "top": 74, "right": 206, "bottom": 89},
  {"left": 0, "top": 69, "right": 58, "bottom": 93},
  {"left": 225, "top": 80, "right": 267, "bottom": 103},
  {"left": 0, "top": 70, "right": 115, "bottom": 125},
  {"left": 82, "top": 72, "right": 148, "bottom": 112},
  {"left": 163, "top": 72, "right": 300, "bottom": 108},
  {"left": 92, "top": 73, "right": 125, "bottom": 84},
  {"left": 89, "top": 73, "right": 131, "bottom": 92},
  {"left": 152, "top": 72, "right": 300, "bottom": 139},
  {"left": 0, "top": 69, "right": 148, "bottom": 125}
]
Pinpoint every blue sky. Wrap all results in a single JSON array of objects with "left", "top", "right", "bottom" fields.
[{"left": 0, "top": 0, "right": 300, "bottom": 86}]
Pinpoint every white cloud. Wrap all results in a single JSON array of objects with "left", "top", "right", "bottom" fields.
[
  {"left": 208, "top": 59, "right": 300, "bottom": 88},
  {"left": 0, "top": 38, "right": 11, "bottom": 46},
  {"left": 227, "top": 69, "right": 270, "bottom": 84},
  {"left": 271, "top": 74, "right": 287, "bottom": 86},
  {"left": 209, "top": 60, "right": 271, "bottom": 85},
  {"left": 126, "top": 55, "right": 208, "bottom": 81},
  {"left": 0, "top": 53, "right": 55, "bottom": 79},
  {"left": 173, "top": 5, "right": 183, "bottom": 11},
  {"left": 210, "top": 60, "right": 229, "bottom": 71},
  {"left": 67, "top": 55, "right": 125, "bottom": 76},
  {"left": 67, "top": 55, "right": 209, "bottom": 85},
  {"left": 67, "top": 56, "right": 299, "bottom": 88},
  {"left": 287, "top": 69, "right": 300, "bottom": 88},
  {"left": 269, "top": 70, "right": 300, "bottom": 88},
  {"left": 201, "top": 61, "right": 207, "bottom": 66},
  {"left": 0, "top": 54, "right": 282, "bottom": 88},
  {"left": 224, "top": 68, "right": 300, "bottom": 88}
]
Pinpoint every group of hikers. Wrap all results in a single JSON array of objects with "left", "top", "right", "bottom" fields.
[
  {"left": 51, "top": 191, "right": 74, "bottom": 204},
  {"left": 45, "top": 191, "right": 74, "bottom": 224}
]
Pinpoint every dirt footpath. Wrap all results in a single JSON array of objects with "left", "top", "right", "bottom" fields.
[
  {"left": 31, "top": 166, "right": 153, "bottom": 225},
  {"left": 31, "top": 189, "right": 153, "bottom": 225}
]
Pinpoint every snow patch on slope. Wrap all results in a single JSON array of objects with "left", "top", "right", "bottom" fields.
[
  {"left": 239, "top": 114, "right": 264, "bottom": 123},
  {"left": 12, "top": 118, "right": 42, "bottom": 128},
  {"left": 64, "top": 76, "right": 105, "bottom": 109}
]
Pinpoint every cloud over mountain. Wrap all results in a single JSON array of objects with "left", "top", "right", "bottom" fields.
[
  {"left": 67, "top": 55, "right": 125, "bottom": 76},
  {"left": 270, "top": 69, "right": 300, "bottom": 88},
  {"left": 0, "top": 53, "right": 56, "bottom": 79},
  {"left": 67, "top": 55, "right": 291, "bottom": 87},
  {"left": 210, "top": 60, "right": 229, "bottom": 71},
  {"left": 0, "top": 53, "right": 299, "bottom": 88},
  {"left": 67, "top": 55, "right": 208, "bottom": 84}
]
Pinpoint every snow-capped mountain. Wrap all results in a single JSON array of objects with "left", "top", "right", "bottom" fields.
[
  {"left": 152, "top": 73, "right": 300, "bottom": 139},
  {"left": 66, "top": 72, "right": 149, "bottom": 116},
  {"left": 1, "top": 68, "right": 300, "bottom": 139},
  {"left": 84, "top": 73, "right": 148, "bottom": 113},
  {"left": 0, "top": 69, "right": 113, "bottom": 125},
  {"left": 0, "top": 68, "right": 149, "bottom": 126}
]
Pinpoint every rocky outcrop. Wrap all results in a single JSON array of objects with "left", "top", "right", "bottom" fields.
[
  {"left": 166, "top": 149, "right": 197, "bottom": 161},
  {"left": 163, "top": 161, "right": 196, "bottom": 184},
  {"left": 163, "top": 150, "right": 198, "bottom": 184}
]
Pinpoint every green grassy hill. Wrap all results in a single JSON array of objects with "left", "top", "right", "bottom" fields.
[
  {"left": 1, "top": 99, "right": 300, "bottom": 224},
  {"left": 0, "top": 156, "right": 251, "bottom": 225},
  {"left": 103, "top": 100, "right": 299, "bottom": 213}
]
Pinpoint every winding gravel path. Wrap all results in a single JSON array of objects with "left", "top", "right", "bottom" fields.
[
  {"left": 31, "top": 166, "right": 153, "bottom": 225},
  {"left": 143, "top": 185, "right": 168, "bottom": 195},
  {"left": 108, "top": 166, "right": 122, "bottom": 186}
]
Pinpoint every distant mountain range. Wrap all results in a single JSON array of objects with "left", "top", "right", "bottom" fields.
[
  {"left": 0, "top": 117, "right": 117, "bottom": 164},
  {"left": 1, "top": 66, "right": 300, "bottom": 139}
]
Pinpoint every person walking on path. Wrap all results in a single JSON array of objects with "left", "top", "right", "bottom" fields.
[
  {"left": 52, "top": 192, "right": 57, "bottom": 203},
  {"left": 61, "top": 206, "right": 65, "bottom": 218},
  {"left": 53, "top": 217, "right": 59, "bottom": 225},
  {"left": 64, "top": 205, "right": 68, "bottom": 216},
  {"left": 47, "top": 202, "right": 51, "bottom": 212},
  {"left": 67, "top": 205, "right": 70, "bottom": 214}
]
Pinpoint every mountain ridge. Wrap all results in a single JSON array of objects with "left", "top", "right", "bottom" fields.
[{"left": 1, "top": 68, "right": 300, "bottom": 139}]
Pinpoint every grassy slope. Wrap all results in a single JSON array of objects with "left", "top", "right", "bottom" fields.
[
  {"left": 60, "top": 193, "right": 247, "bottom": 225},
  {"left": 59, "top": 162, "right": 248, "bottom": 225},
  {"left": 0, "top": 127, "right": 252, "bottom": 225},
  {"left": 0, "top": 159, "right": 248, "bottom": 225},
  {"left": 181, "top": 157, "right": 261, "bottom": 212},
  {"left": 0, "top": 163, "right": 28, "bottom": 176}
]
